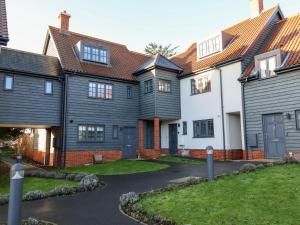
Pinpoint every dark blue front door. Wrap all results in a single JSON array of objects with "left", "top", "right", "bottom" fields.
[
  {"left": 169, "top": 124, "right": 178, "bottom": 155},
  {"left": 123, "top": 127, "right": 136, "bottom": 159}
]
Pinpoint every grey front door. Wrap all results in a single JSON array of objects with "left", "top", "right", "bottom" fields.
[
  {"left": 169, "top": 124, "right": 178, "bottom": 155},
  {"left": 123, "top": 127, "right": 136, "bottom": 159},
  {"left": 262, "top": 114, "right": 286, "bottom": 158}
]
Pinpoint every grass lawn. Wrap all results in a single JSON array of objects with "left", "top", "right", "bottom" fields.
[
  {"left": 140, "top": 164, "right": 300, "bottom": 225},
  {"left": 58, "top": 159, "right": 169, "bottom": 175},
  {"left": 159, "top": 156, "right": 203, "bottom": 165},
  {"left": 0, "top": 174, "right": 77, "bottom": 196}
]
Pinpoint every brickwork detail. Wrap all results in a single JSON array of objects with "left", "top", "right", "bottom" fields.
[
  {"left": 178, "top": 149, "right": 244, "bottom": 160},
  {"left": 154, "top": 117, "right": 160, "bottom": 151},
  {"left": 243, "top": 150, "right": 265, "bottom": 160},
  {"left": 64, "top": 150, "right": 122, "bottom": 167},
  {"left": 32, "top": 149, "right": 55, "bottom": 166},
  {"left": 139, "top": 148, "right": 161, "bottom": 159}
]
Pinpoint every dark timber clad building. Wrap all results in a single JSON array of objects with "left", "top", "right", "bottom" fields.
[{"left": 1, "top": 1, "right": 300, "bottom": 167}]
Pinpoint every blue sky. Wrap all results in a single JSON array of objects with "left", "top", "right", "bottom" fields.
[{"left": 6, "top": 0, "right": 300, "bottom": 54}]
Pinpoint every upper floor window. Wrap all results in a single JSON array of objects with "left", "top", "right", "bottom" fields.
[
  {"left": 259, "top": 56, "right": 276, "bottom": 78},
  {"left": 144, "top": 79, "right": 153, "bottom": 94},
  {"left": 4, "top": 75, "right": 13, "bottom": 90},
  {"left": 193, "top": 119, "right": 214, "bottom": 138},
  {"left": 191, "top": 76, "right": 211, "bottom": 95},
  {"left": 89, "top": 82, "right": 113, "bottom": 99},
  {"left": 158, "top": 79, "right": 171, "bottom": 93},
  {"left": 127, "top": 86, "right": 133, "bottom": 99},
  {"left": 45, "top": 80, "right": 53, "bottom": 94},
  {"left": 83, "top": 44, "right": 108, "bottom": 64},
  {"left": 78, "top": 125, "right": 105, "bottom": 142},
  {"left": 198, "top": 35, "right": 221, "bottom": 58},
  {"left": 255, "top": 49, "right": 281, "bottom": 79}
]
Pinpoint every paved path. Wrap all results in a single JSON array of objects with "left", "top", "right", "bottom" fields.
[
  {"left": 1, "top": 156, "right": 45, "bottom": 172},
  {"left": 0, "top": 161, "right": 246, "bottom": 225}
]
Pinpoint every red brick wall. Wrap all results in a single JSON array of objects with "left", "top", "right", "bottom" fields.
[
  {"left": 154, "top": 117, "right": 160, "bottom": 150},
  {"left": 32, "top": 150, "right": 55, "bottom": 166},
  {"left": 138, "top": 120, "right": 144, "bottom": 150},
  {"left": 243, "top": 150, "right": 265, "bottom": 160},
  {"left": 178, "top": 149, "right": 244, "bottom": 160},
  {"left": 64, "top": 150, "right": 122, "bottom": 167},
  {"left": 139, "top": 148, "right": 161, "bottom": 159}
]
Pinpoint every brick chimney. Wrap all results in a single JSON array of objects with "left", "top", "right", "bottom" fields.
[
  {"left": 250, "top": 0, "right": 264, "bottom": 18},
  {"left": 58, "top": 10, "right": 71, "bottom": 32}
]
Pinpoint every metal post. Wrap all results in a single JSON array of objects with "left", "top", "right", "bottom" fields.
[
  {"left": 206, "top": 146, "right": 214, "bottom": 181},
  {"left": 8, "top": 157, "right": 24, "bottom": 225}
]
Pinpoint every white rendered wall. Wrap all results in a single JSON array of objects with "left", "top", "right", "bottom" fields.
[
  {"left": 160, "top": 62, "right": 245, "bottom": 151},
  {"left": 221, "top": 62, "right": 245, "bottom": 150}
]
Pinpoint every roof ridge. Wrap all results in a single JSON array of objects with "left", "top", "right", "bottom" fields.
[
  {"left": 48, "top": 26, "right": 148, "bottom": 57},
  {"left": 0, "top": 46, "right": 59, "bottom": 60}
]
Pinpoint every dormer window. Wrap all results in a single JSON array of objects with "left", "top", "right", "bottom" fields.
[
  {"left": 198, "top": 35, "right": 221, "bottom": 58},
  {"left": 76, "top": 41, "right": 109, "bottom": 65},
  {"left": 259, "top": 56, "right": 276, "bottom": 78},
  {"left": 83, "top": 45, "right": 108, "bottom": 64},
  {"left": 197, "top": 31, "right": 234, "bottom": 59},
  {"left": 255, "top": 49, "right": 281, "bottom": 79}
]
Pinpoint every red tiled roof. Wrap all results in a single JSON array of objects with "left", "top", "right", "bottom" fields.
[
  {"left": 0, "top": 0, "right": 9, "bottom": 44},
  {"left": 243, "top": 13, "right": 300, "bottom": 77},
  {"left": 171, "top": 6, "right": 278, "bottom": 77},
  {"left": 48, "top": 26, "right": 151, "bottom": 81}
]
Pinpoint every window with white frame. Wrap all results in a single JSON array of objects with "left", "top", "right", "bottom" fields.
[
  {"left": 45, "top": 80, "right": 53, "bottom": 94},
  {"left": 158, "top": 79, "right": 171, "bottom": 92},
  {"left": 193, "top": 119, "right": 214, "bottom": 138},
  {"left": 144, "top": 79, "right": 153, "bottom": 94},
  {"left": 78, "top": 125, "right": 105, "bottom": 142},
  {"left": 259, "top": 56, "right": 276, "bottom": 78},
  {"left": 198, "top": 35, "right": 221, "bottom": 58},
  {"left": 89, "top": 82, "right": 113, "bottom": 99},
  {"left": 191, "top": 76, "right": 211, "bottom": 95},
  {"left": 4, "top": 75, "right": 13, "bottom": 90},
  {"left": 83, "top": 44, "right": 108, "bottom": 64}
]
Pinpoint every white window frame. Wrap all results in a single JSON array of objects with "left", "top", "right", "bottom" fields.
[
  {"left": 82, "top": 43, "right": 108, "bottom": 64},
  {"left": 45, "top": 80, "right": 53, "bottom": 95},
  {"left": 158, "top": 79, "right": 171, "bottom": 93},
  {"left": 89, "top": 82, "right": 113, "bottom": 99},
  {"left": 4, "top": 75, "right": 13, "bottom": 90},
  {"left": 78, "top": 125, "right": 105, "bottom": 142}
]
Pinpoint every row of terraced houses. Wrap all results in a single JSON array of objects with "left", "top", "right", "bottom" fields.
[{"left": 0, "top": 0, "right": 300, "bottom": 167}]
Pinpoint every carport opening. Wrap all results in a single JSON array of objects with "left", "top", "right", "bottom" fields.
[{"left": 0, "top": 125, "right": 61, "bottom": 167}]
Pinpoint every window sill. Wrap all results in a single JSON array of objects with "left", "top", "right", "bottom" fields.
[
  {"left": 193, "top": 136, "right": 214, "bottom": 139},
  {"left": 190, "top": 91, "right": 211, "bottom": 96},
  {"left": 77, "top": 141, "right": 105, "bottom": 143}
]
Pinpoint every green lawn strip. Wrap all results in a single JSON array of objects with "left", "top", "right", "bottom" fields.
[
  {"left": 159, "top": 156, "right": 203, "bottom": 165},
  {"left": 140, "top": 164, "right": 300, "bottom": 225},
  {"left": 57, "top": 160, "right": 169, "bottom": 175},
  {"left": 0, "top": 174, "right": 77, "bottom": 196}
]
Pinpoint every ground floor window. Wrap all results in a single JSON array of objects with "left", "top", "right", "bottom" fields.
[
  {"left": 193, "top": 119, "right": 214, "bottom": 138},
  {"left": 296, "top": 110, "right": 300, "bottom": 130},
  {"left": 78, "top": 125, "right": 105, "bottom": 142}
]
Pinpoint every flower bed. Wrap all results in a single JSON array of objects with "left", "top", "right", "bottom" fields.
[
  {"left": 120, "top": 157, "right": 299, "bottom": 225},
  {"left": 0, "top": 170, "right": 105, "bottom": 205},
  {"left": 0, "top": 217, "right": 58, "bottom": 225}
]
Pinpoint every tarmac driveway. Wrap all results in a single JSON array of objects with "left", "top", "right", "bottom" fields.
[{"left": 0, "top": 161, "right": 246, "bottom": 225}]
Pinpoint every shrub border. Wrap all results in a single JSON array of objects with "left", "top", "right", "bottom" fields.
[
  {"left": 119, "top": 160, "right": 299, "bottom": 225},
  {"left": 0, "top": 170, "right": 105, "bottom": 205}
]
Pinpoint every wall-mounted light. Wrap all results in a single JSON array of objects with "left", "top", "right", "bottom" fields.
[
  {"left": 286, "top": 113, "right": 291, "bottom": 120},
  {"left": 69, "top": 120, "right": 74, "bottom": 123},
  {"left": 177, "top": 123, "right": 180, "bottom": 127}
]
